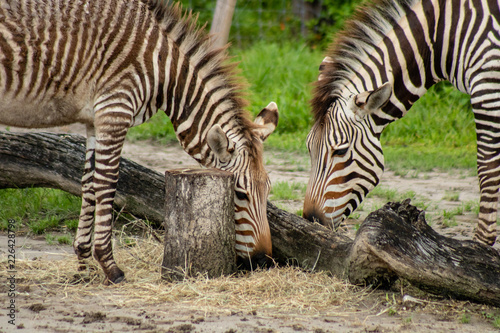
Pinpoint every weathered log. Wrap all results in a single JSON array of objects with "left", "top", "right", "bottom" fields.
[
  {"left": 348, "top": 200, "right": 500, "bottom": 306},
  {"left": 162, "top": 168, "right": 236, "bottom": 280},
  {"left": 0, "top": 131, "right": 165, "bottom": 226},
  {"left": 266, "top": 201, "right": 352, "bottom": 278},
  {"left": 1, "top": 131, "right": 500, "bottom": 306}
]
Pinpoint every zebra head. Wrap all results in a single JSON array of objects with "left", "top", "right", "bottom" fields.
[
  {"left": 303, "top": 84, "right": 392, "bottom": 228},
  {"left": 207, "top": 102, "right": 279, "bottom": 268}
]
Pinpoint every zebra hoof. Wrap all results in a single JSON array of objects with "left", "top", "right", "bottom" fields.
[{"left": 105, "top": 267, "right": 125, "bottom": 285}]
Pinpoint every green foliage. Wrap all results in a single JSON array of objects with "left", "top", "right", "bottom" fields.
[
  {"left": 494, "top": 316, "right": 500, "bottom": 329},
  {"left": 180, "top": 0, "right": 363, "bottom": 49},
  {"left": 443, "top": 191, "right": 460, "bottom": 202},
  {"left": 368, "top": 187, "right": 417, "bottom": 203},
  {"left": 460, "top": 313, "right": 471, "bottom": 324},
  {"left": 462, "top": 200, "right": 479, "bottom": 215},
  {"left": 127, "top": 112, "right": 177, "bottom": 144},
  {"left": 30, "top": 216, "right": 61, "bottom": 235},
  {"left": 442, "top": 208, "right": 461, "bottom": 227},
  {"left": 233, "top": 42, "right": 322, "bottom": 135},
  {"left": 305, "top": 0, "right": 362, "bottom": 49},
  {"left": 180, "top": 0, "right": 303, "bottom": 48},
  {"left": 482, "top": 312, "right": 500, "bottom": 329},
  {"left": 65, "top": 218, "right": 79, "bottom": 232},
  {"left": 45, "top": 233, "right": 72, "bottom": 245}
]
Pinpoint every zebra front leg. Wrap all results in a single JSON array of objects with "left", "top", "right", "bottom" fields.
[
  {"left": 474, "top": 164, "right": 499, "bottom": 245},
  {"left": 474, "top": 128, "right": 500, "bottom": 245},
  {"left": 91, "top": 114, "right": 131, "bottom": 284},
  {"left": 74, "top": 129, "right": 97, "bottom": 272}
]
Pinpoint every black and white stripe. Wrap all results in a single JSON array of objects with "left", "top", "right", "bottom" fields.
[
  {"left": 304, "top": 0, "right": 500, "bottom": 245},
  {"left": 0, "top": 0, "right": 278, "bottom": 283}
]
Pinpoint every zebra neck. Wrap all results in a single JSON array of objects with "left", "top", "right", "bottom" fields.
[
  {"left": 170, "top": 106, "right": 248, "bottom": 167},
  {"left": 320, "top": 0, "right": 458, "bottom": 129},
  {"left": 149, "top": 8, "right": 251, "bottom": 168},
  {"left": 157, "top": 43, "right": 249, "bottom": 167}
]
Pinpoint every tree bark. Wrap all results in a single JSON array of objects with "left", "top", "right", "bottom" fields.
[
  {"left": 1, "top": 132, "right": 500, "bottom": 306},
  {"left": 162, "top": 168, "right": 236, "bottom": 280},
  {"left": 210, "top": 0, "right": 237, "bottom": 49}
]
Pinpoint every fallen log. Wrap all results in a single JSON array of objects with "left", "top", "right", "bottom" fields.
[
  {"left": 1, "top": 131, "right": 499, "bottom": 306},
  {"left": 0, "top": 131, "right": 165, "bottom": 225},
  {"left": 349, "top": 200, "right": 500, "bottom": 305}
]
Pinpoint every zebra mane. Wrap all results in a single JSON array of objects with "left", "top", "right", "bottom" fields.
[
  {"left": 311, "top": 0, "right": 418, "bottom": 121},
  {"left": 143, "top": 0, "right": 259, "bottom": 141}
]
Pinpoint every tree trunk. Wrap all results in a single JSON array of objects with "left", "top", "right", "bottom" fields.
[
  {"left": 210, "top": 0, "right": 237, "bottom": 49},
  {"left": 1, "top": 131, "right": 500, "bottom": 306},
  {"left": 162, "top": 168, "right": 236, "bottom": 281}
]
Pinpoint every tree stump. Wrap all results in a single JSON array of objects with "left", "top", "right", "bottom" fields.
[{"left": 161, "top": 168, "right": 236, "bottom": 281}]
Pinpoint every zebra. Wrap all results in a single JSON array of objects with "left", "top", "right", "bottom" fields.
[
  {"left": 303, "top": 0, "right": 500, "bottom": 246},
  {"left": 0, "top": 0, "right": 279, "bottom": 284}
]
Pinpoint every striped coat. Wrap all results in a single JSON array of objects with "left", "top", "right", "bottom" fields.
[
  {"left": 304, "top": 0, "right": 500, "bottom": 246},
  {"left": 0, "top": 0, "right": 278, "bottom": 283}
]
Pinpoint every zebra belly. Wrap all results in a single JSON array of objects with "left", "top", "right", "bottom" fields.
[{"left": 0, "top": 97, "right": 94, "bottom": 128}]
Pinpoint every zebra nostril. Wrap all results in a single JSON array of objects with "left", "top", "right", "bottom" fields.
[{"left": 303, "top": 208, "right": 327, "bottom": 225}]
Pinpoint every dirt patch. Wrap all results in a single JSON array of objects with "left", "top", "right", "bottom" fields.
[
  {"left": 2, "top": 232, "right": 500, "bottom": 333},
  {"left": 1, "top": 125, "right": 500, "bottom": 332}
]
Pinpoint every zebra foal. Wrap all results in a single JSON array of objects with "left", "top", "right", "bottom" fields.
[
  {"left": 0, "top": 0, "right": 279, "bottom": 284},
  {"left": 303, "top": 0, "right": 500, "bottom": 246}
]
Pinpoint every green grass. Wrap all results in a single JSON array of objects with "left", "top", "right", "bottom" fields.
[
  {"left": 367, "top": 187, "right": 419, "bottom": 205},
  {"left": 270, "top": 181, "right": 307, "bottom": 201},
  {"left": 460, "top": 313, "right": 471, "bottom": 324},
  {"left": 0, "top": 188, "right": 80, "bottom": 233},
  {"left": 382, "top": 82, "right": 476, "bottom": 172},
  {"left": 127, "top": 111, "right": 177, "bottom": 144},
  {"left": 232, "top": 42, "right": 322, "bottom": 136},
  {"left": 45, "top": 233, "right": 73, "bottom": 245},
  {"left": 494, "top": 316, "right": 500, "bottom": 329}
]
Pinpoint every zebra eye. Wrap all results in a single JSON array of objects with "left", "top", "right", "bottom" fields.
[
  {"left": 235, "top": 190, "right": 249, "bottom": 201},
  {"left": 332, "top": 147, "right": 349, "bottom": 156}
]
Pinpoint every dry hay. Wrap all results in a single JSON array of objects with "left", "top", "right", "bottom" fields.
[
  {"left": 6, "top": 224, "right": 373, "bottom": 318},
  {"left": 4, "top": 220, "right": 498, "bottom": 321}
]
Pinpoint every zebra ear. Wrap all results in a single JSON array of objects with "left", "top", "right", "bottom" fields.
[
  {"left": 318, "top": 56, "right": 333, "bottom": 81},
  {"left": 365, "top": 83, "right": 392, "bottom": 110},
  {"left": 253, "top": 102, "right": 279, "bottom": 142},
  {"left": 207, "top": 124, "right": 235, "bottom": 163},
  {"left": 352, "top": 83, "right": 392, "bottom": 120}
]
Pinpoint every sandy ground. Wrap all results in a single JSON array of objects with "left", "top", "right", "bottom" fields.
[{"left": 1, "top": 124, "right": 500, "bottom": 332}]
